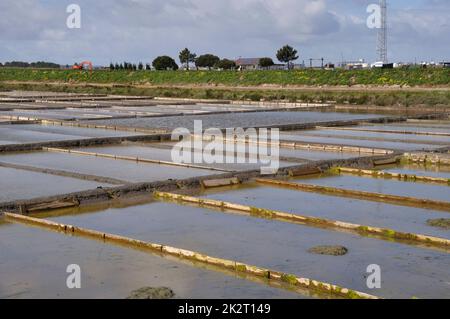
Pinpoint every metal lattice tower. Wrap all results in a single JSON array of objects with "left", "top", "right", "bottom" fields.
[{"left": 377, "top": 0, "right": 388, "bottom": 63}]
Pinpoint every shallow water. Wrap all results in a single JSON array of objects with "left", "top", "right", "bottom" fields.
[
  {"left": 381, "top": 164, "right": 450, "bottom": 179},
  {"left": 357, "top": 124, "right": 450, "bottom": 135},
  {"left": 0, "top": 124, "right": 139, "bottom": 145},
  {"left": 0, "top": 151, "right": 215, "bottom": 183},
  {"left": 157, "top": 141, "right": 366, "bottom": 161},
  {"left": 295, "top": 175, "right": 450, "bottom": 203},
  {"left": 280, "top": 131, "right": 438, "bottom": 151},
  {"left": 83, "top": 111, "right": 382, "bottom": 131},
  {"left": 72, "top": 145, "right": 297, "bottom": 171},
  {"left": 0, "top": 223, "right": 302, "bottom": 299},
  {"left": 48, "top": 201, "right": 450, "bottom": 299},
  {"left": 0, "top": 166, "right": 111, "bottom": 202},
  {"left": 201, "top": 184, "right": 450, "bottom": 239},
  {"left": 302, "top": 129, "right": 450, "bottom": 145},
  {"left": 0, "top": 109, "right": 111, "bottom": 120}
]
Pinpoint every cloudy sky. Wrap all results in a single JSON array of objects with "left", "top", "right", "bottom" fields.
[{"left": 0, "top": 0, "right": 448, "bottom": 65}]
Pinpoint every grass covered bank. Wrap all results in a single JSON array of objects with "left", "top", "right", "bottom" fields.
[{"left": 0, "top": 67, "right": 449, "bottom": 87}]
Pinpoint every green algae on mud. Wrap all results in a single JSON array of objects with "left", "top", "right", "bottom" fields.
[
  {"left": 126, "top": 287, "right": 175, "bottom": 299},
  {"left": 308, "top": 245, "right": 349, "bottom": 256},
  {"left": 427, "top": 219, "right": 450, "bottom": 230}
]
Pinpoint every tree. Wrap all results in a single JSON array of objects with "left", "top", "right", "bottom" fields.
[
  {"left": 179, "top": 48, "right": 197, "bottom": 71},
  {"left": 138, "top": 62, "right": 144, "bottom": 70},
  {"left": 216, "top": 59, "right": 236, "bottom": 70},
  {"left": 195, "top": 54, "right": 220, "bottom": 70},
  {"left": 276, "top": 45, "right": 299, "bottom": 70},
  {"left": 152, "top": 56, "right": 179, "bottom": 70},
  {"left": 259, "top": 57, "right": 274, "bottom": 69},
  {"left": 145, "top": 63, "right": 151, "bottom": 70},
  {"left": 109, "top": 63, "right": 115, "bottom": 71}
]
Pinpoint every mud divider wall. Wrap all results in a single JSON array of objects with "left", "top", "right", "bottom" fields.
[
  {"left": 256, "top": 178, "right": 450, "bottom": 213},
  {"left": 334, "top": 167, "right": 450, "bottom": 186},
  {"left": 154, "top": 191, "right": 450, "bottom": 251},
  {"left": 2, "top": 212, "right": 378, "bottom": 299}
]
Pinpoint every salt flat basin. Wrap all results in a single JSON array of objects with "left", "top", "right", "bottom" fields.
[
  {"left": 293, "top": 175, "right": 450, "bottom": 203},
  {"left": 0, "top": 124, "right": 140, "bottom": 145},
  {"left": 72, "top": 144, "right": 303, "bottom": 171},
  {"left": 0, "top": 166, "right": 112, "bottom": 203},
  {"left": 356, "top": 124, "right": 450, "bottom": 135},
  {"left": 280, "top": 131, "right": 438, "bottom": 151},
  {"left": 200, "top": 184, "right": 450, "bottom": 240},
  {"left": 301, "top": 129, "right": 450, "bottom": 145},
  {"left": 381, "top": 164, "right": 450, "bottom": 180},
  {"left": 0, "top": 109, "right": 113, "bottom": 120},
  {"left": 0, "top": 222, "right": 302, "bottom": 299},
  {"left": 82, "top": 111, "right": 383, "bottom": 131},
  {"left": 48, "top": 201, "right": 450, "bottom": 299},
  {"left": 0, "top": 151, "right": 216, "bottom": 183},
  {"left": 85, "top": 143, "right": 367, "bottom": 162}
]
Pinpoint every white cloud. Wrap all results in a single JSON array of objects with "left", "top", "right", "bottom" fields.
[{"left": 0, "top": 0, "right": 448, "bottom": 64}]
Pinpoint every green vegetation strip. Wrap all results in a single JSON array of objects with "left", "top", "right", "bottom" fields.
[
  {"left": 154, "top": 191, "right": 450, "bottom": 251},
  {"left": 333, "top": 167, "right": 450, "bottom": 186},
  {"left": 2, "top": 212, "right": 377, "bottom": 299},
  {"left": 1, "top": 68, "right": 449, "bottom": 86},
  {"left": 255, "top": 178, "right": 450, "bottom": 213},
  {"left": 44, "top": 147, "right": 233, "bottom": 173}
]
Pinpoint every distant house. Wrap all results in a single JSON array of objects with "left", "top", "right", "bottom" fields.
[{"left": 235, "top": 58, "right": 261, "bottom": 70}]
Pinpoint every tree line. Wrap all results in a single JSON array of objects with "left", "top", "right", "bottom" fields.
[
  {"left": 110, "top": 45, "right": 299, "bottom": 71},
  {"left": 0, "top": 61, "right": 61, "bottom": 68}
]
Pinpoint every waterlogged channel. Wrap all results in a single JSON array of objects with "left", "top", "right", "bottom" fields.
[
  {"left": 200, "top": 184, "right": 450, "bottom": 239},
  {"left": 76, "top": 143, "right": 366, "bottom": 164},
  {"left": 0, "top": 166, "right": 112, "bottom": 202},
  {"left": 294, "top": 174, "right": 450, "bottom": 203},
  {"left": 380, "top": 163, "right": 450, "bottom": 180},
  {"left": 71, "top": 144, "right": 297, "bottom": 171},
  {"left": 82, "top": 111, "right": 383, "bottom": 131},
  {"left": 45, "top": 201, "right": 450, "bottom": 299},
  {"left": 301, "top": 129, "right": 450, "bottom": 145},
  {"left": 280, "top": 131, "right": 439, "bottom": 151},
  {"left": 0, "top": 124, "right": 139, "bottom": 145},
  {"left": 0, "top": 151, "right": 216, "bottom": 183},
  {"left": 0, "top": 222, "right": 303, "bottom": 299}
]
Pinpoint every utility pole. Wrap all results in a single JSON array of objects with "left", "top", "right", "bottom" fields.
[{"left": 377, "top": 0, "right": 388, "bottom": 63}]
